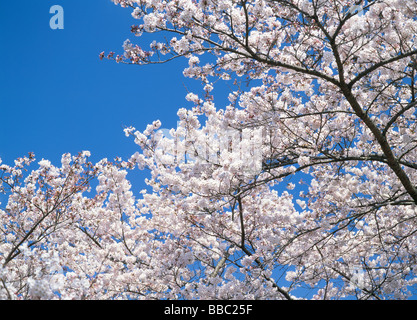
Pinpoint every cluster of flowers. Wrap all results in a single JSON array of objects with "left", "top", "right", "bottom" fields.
[{"left": 2, "top": 0, "right": 417, "bottom": 299}]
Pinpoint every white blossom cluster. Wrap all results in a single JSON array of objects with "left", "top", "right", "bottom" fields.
[{"left": 2, "top": 0, "right": 417, "bottom": 300}]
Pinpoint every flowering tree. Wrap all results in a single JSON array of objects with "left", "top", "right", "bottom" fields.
[{"left": 2, "top": 0, "right": 417, "bottom": 299}]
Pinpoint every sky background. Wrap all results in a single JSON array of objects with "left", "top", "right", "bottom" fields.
[{"left": 0, "top": 0, "right": 201, "bottom": 171}]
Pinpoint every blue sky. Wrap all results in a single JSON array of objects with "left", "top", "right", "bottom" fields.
[{"left": 0, "top": 0, "right": 196, "bottom": 168}]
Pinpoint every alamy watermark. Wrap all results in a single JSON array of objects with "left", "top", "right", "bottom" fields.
[
  {"left": 155, "top": 124, "right": 264, "bottom": 177},
  {"left": 50, "top": 5, "right": 64, "bottom": 30},
  {"left": 350, "top": 264, "right": 366, "bottom": 290}
]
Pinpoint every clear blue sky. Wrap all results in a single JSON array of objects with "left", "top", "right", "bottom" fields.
[{"left": 0, "top": 0, "right": 197, "bottom": 167}]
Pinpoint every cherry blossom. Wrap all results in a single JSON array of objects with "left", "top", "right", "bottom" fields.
[{"left": 2, "top": 0, "right": 417, "bottom": 300}]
